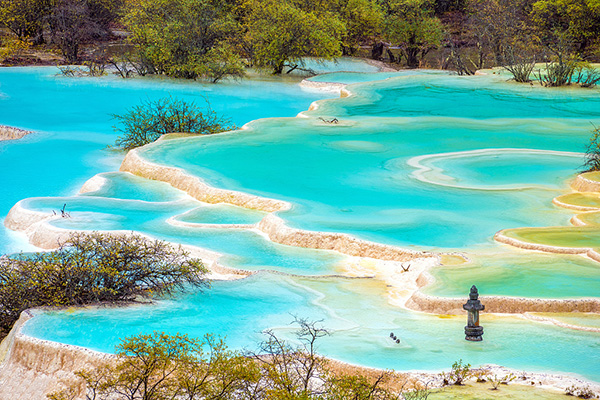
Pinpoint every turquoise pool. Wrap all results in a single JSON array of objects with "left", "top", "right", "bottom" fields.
[{"left": 2, "top": 62, "right": 600, "bottom": 382}]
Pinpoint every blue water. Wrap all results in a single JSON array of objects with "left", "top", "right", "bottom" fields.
[
  {"left": 3, "top": 63, "right": 600, "bottom": 382},
  {"left": 22, "top": 273, "right": 600, "bottom": 382},
  {"left": 0, "top": 66, "right": 336, "bottom": 253}
]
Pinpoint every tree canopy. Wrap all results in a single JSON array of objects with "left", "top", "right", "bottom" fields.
[
  {"left": 112, "top": 96, "right": 235, "bottom": 150},
  {"left": 0, "top": 232, "right": 208, "bottom": 337},
  {"left": 245, "top": 0, "right": 346, "bottom": 74},
  {"left": 384, "top": 0, "right": 444, "bottom": 68},
  {"left": 531, "top": 0, "right": 600, "bottom": 56},
  {"left": 0, "top": 0, "right": 52, "bottom": 44},
  {"left": 121, "top": 0, "right": 245, "bottom": 80}
]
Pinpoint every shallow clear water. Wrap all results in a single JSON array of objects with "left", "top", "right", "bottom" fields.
[
  {"left": 424, "top": 249, "right": 600, "bottom": 298},
  {"left": 22, "top": 274, "right": 600, "bottom": 381},
  {"left": 4, "top": 64, "right": 600, "bottom": 382},
  {"left": 0, "top": 66, "right": 335, "bottom": 253}
]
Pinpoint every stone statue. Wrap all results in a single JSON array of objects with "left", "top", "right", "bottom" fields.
[{"left": 463, "top": 285, "right": 484, "bottom": 341}]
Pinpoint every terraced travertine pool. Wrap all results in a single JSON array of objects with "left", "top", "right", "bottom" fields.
[{"left": 1, "top": 62, "right": 600, "bottom": 383}]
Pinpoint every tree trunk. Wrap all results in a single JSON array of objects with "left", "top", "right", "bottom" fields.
[
  {"left": 387, "top": 49, "right": 396, "bottom": 63},
  {"left": 405, "top": 48, "right": 419, "bottom": 68},
  {"left": 273, "top": 62, "right": 284, "bottom": 74},
  {"left": 371, "top": 42, "right": 385, "bottom": 60}
]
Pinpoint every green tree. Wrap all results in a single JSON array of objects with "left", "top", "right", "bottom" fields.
[
  {"left": 0, "top": 0, "right": 52, "bottom": 44},
  {"left": 198, "top": 42, "right": 246, "bottom": 83},
  {"left": 49, "top": 332, "right": 259, "bottom": 400},
  {"left": 583, "top": 126, "right": 600, "bottom": 172},
  {"left": 0, "top": 232, "right": 208, "bottom": 337},
  {"left": 289, "top": 0, "right": 384, "bottom": 54},
  {"left": 113, "top": 96, "right": 235, "bottom": 150},
  {"left": 245, "top": 0, "right": 346, "bottom": 74},
  {"left": 121, "top": 0, "right": 244, "bottom": 80},
  {"left": 384, "top": 0, "right": 444, "bottom": 68},
  {"left": 531, "top": 0, "right": 600, "bottom": 56},
  {"left": 334, "top": 0, "right": 384, "bottom": 54}
]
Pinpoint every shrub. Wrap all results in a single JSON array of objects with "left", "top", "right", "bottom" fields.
[
  {"left": 113, "top": 96, "right": 235, "bottom": 150},
  {"left": 502, "top": 46, "right": 536, "bottom": 83},
  {"left": 565, "top": 385, "right": 596, "bottom": 399},
  {"left": 486, "top": 373, "right": 515, "bottom": 390},
  {"left": 573, "top": 63, "right": 600, "bottom": 88},
  {"left": 537, "top": 59, "right": 577, "bottom": 87},
  {"left": 0, "top": 232, "right": 208, "bottom": 337},
  {"left": 440, "top": 359, "right": 471, "bottom": 386},
  {"left": 583, "top": 126, "right": 600, "bottom": 172}
]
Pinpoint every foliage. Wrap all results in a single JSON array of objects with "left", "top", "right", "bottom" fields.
[
  {"left": 0, "top": 0, "right": 52, "bottom": 44},
  {"left": 486, "top": 373, "right": 515, "bottom": 390},
  {"left": 0, "top": 232, "right": 208, "bottom": 337},
  {"left": 46, "top": 0, "right": 121, "bottom": 62},
  {"left": 536, "top": 58, "right": 577, "bottom": 86},
  {"left": 112, "top": 96, "right": 235, "bottom": 150},
  {"left": 440, "top": 359, "right": 471, "bottom": 386},
  {"left": 0, "top": 37, "right": 31, "bottom": 62},
  {"left": 573, "top": 62, "right": 600, "bottom": 87},
  {"left": 502, "top": 46, "right": 536, "bottom": 82},
  {"left": 402, "top": 384, "right": 431, "bottom": 400},
  {"left": 565, "top": 385, "right": 597, "bottom": 399},
  {"left": 583, "top": 126, "right": 600, "bottom": 172},
  {"left": 467, "top": 0, "right": 536, "bottom": 66},
  {"left": 333, "top": 0, "right": 385, "bottom": 54},
  {"left": 121, "top": 0, "right": 244, "bottom": 80},
  {"left": 326, "top": 372, "right": 406, "bottom": 399},
  {"left": 531, "top": 0, "right": 600, "bottom": 56},
  {"left": 384, "top": 0, "right": 444, "bottom": 68},
  {"left": 249, "top": 317, "right": 331, "bottom": 397},
  {"left": 199, "top": 42, "right": 246, "bottom": 83},
  {"left": 246, "top": 0, "right": 346, "bottom": 74},
  {"left": 52, "top": 318, "right": 427, "bottom": 399}
]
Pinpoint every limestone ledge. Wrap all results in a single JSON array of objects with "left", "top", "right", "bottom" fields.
[
  {"left": 120, "top": 147, "right": 438, "bottom": 263},
  {"left": 298, "top": 79, "right": 346, "bottom": 92},
  {"left": 0, "top": 125, "right": 32, "bottom": 141},
  {"left": 78, "top": 174, "right": 108, "bottom": 194},
  {"left": 166, "top": 216, "right": 255, "bottom": 230},
  {"left": 0, "top": 312, "right": 115, "bottom": 400},
  {"left": 552, "top": 196, "right": 600, "bottom": 211},
  {"left": 493, "top": 171, "right": 600, "bottom": 262},
  {"left": 494, "top": 230, "right": 600, "bottom": 263},
  {"left": 524, "top": 313, "right": 600, "bottom": 333},
  {"left": 4, "top": 201, "right": 70, "bottom": 249},
  {"left": 3, "top": 201, "right": 252, "bottom": 281},
  {"left": 406, "top": 290, "right": 600, "bottom": 315},
  {"left": 120, "top": 149, "right": 290, "bottom": 213},
  {"left": 571, "top": 172, "right": 600, "bottom": 192},
  {"left": 256, "top": 214, "right": 436, "bottom": 262}
]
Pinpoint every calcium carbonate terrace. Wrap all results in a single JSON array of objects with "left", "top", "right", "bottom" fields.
[{"left": 1, "top": 61, "right": 599, "bottom": 384}]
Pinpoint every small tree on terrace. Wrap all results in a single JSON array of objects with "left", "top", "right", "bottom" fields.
[
  {"left": 113, "top": 96, "right": 235, "bottom": 150},
  {"left": 583, "top": 126, "right": 600, "bottom": 172}
]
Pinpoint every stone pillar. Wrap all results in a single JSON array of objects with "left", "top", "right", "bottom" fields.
[{"left": 463, "top": 285, "right": 484, "bottom": 341}]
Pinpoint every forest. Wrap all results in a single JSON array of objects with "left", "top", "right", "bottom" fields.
[{"left": 0, "top": 0, "right": 599, "bottom": 81}]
